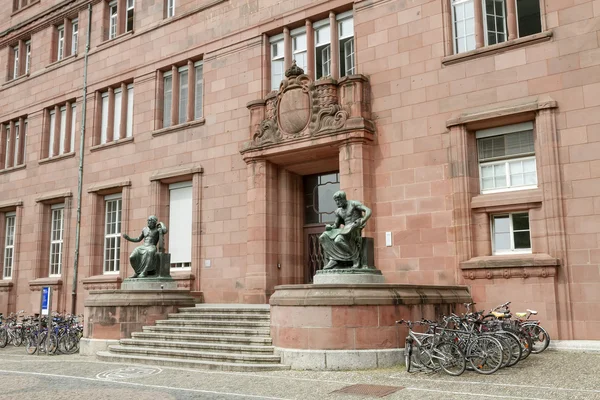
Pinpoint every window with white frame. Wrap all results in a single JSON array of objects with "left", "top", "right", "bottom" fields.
[
  {"left": 71, "top": 19, "right": 79, "bottom": 54},
  {"left": 270, "top": 35, "right": 284, "bottom": 91},
  {"left": 337, "top": 12, "right": 355, "bottom": 77},
  {"left": 291, "top": 28, "right": 307, "bottom": 73},
  {"left": 477, "top": 122, "right": 537, "bottom": 194},
  {"left": 452, "top": 0, "right": 476, "bottom": 53},
  {"left": 492, "top": 212, "right": 531, "bottom": 254},
  {"left": 103, "top": 194, "right": 122, "bottom": 274},
  {"left": 12, "top": 45, "right": 19, "bottom": 80},
  {"left": 49, "top": 204, "right": 64, "bottom": 276},
  {"left": 4, "top": 126, "right": 10, "bottom": 169},
  {"left": 167, "top": 0, "right": 175, "bottom": 18},
  {"left": 2, "top": 118, "right": 27, "bottom": 169},
  {"left": 109, "top": 1, "right": 118, "bottom": 39},
  {"left": 169, "top": 182, "right": 192, "bottom": 269},
  {"left": 99, "top": 84, "right": 134, "bottom": 144},
  {"left": 483, "top": 0, "right": 507, "bottom": 45},
  {"left": 47, "top": 104, "right": 76, "bottom": 157},
  {"left": 57, "top": 25, "right": 65, "bottom": 61},
  {"left": 161, "top": 61, "right": 203, "bottom": 128},
  {"left": 126, "top": 0, "right": 134, "bottom": 32},
  {"left": 13, "top": 122, "right": 20, "bottom": 167},
  {"left": 3, "top": 213, "right": 15, "bottom": 280},
  {"left": 314, "top": 20, "right": 331, "bottom": 79},
  {"left": 25, "top": 41, "right": 31, "bottom": 74}
]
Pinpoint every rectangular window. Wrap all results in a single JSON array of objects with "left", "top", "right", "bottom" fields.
[
  {"left": 57, "top": 25, "right": 65, "bottom": 61},
  {"left": 291, "top": 29, "right": 307, "bottom": 73},
  {"left": 516, "top": 0, "right": 542, "bottom": 37},
  {"left": 70, "top": 104, "right": 76, "bottom": 153},
  {"left": 167, "top": 0, "right": 175, "bottom": 18},
  {"left": 169, "top": 182, "right": 192, "bottom": 269},
  {"left": 12, "top": 46, "right": 19, "bottom": 79},
  {"left": 71, "top": 19, "right": 79, "bottom": 55},
  {"left": 126, "top": 84, "right": 134, "bottom": 137},
  {"left": 113, "top": 88, "right": 122, "bottom": 139},
  {"left": 22, "top": 121, "right": 27, "bottom": 164},
  {"left": 49, "top": 204, "right": 64, "bottom": 277},
  {"left": 109, "top": 2, "right": 118, "bottom": 39},
  {"left": 270, "top": 36, "right": 284, "bottom": 91},
  {"left": 163, "top": 71, "right": 173, "bottom": 128},
  {"left": 100, "top": 92, "right": 109, "bottom": 144},
  {"left": 59, "top": 106, "right": 67, "bottom": 154},
  {"left": 178, "top": 67, "right": 188, "bottom": 124},
  {"left": 13, "top": 123, "right": 19, "bottom": 167},
  {"left": 48, "top": 111, "right": 56, "bottom": 157},
  {"left": 126, "top": 0, "right": 134, "bottom": 32},
  {"left": 194, "top": 62, "right": 203, "bottom": 120},
  {"left": 3, "top": 127, "right": 9, "bottom": 169},
  {"left": 314, "top": 21, "right": 331, "bottom": 79},
  {"left": 483, "top": 0, "right": 507, "bottom": 45},
  {"left": 492, "top": 212, "right": 531, "bottom": 254},
  {"left": 337, "top": 13, "right": 355, "bottom": 77},
  {"left": 452, "top": 0, "right": 476, "bottom": 53},
  {"left": 25, "top": 41, "right": 31, "bottom": 74},
  {"left": 477, "top": 122, "right": 537, "bottom": 194},
  {"left": 3, "top": 213, "right": 15, "bottom": 280},
  {"left": 103, "top": 194, "right": 122, "bottom": 274}
]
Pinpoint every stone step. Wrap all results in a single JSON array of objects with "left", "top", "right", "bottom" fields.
[
  {"left": 107, "top": 345, "right": 281, "bottom": 364},
  {"left": 157, "top": 319, "right": 270, "bottom": 328},
  {"left": 142, "top": 325, "right": 271, "bottom": 337},
  {"left": 120, "top": 339, "right": 275, "bottom": 354},
  {"left": 168, "top": 313, "right": 270, "bottom": 321},
  {"left": 131, "top": 332, "right": 273, "bottom": 345},
  {"left": 96, "top": 351, "right": 290, "bottom": 372},
  {"left": 179, "top": 306, "right": 270, "bottom": 315}
]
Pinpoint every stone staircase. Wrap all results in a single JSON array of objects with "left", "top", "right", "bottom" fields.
[{"left": 96, "top": 304, "right": 290, "bottom": 371}]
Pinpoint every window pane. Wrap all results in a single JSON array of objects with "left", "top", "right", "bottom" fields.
[
  {"left": 465, "top": 1, "right": 474, "bottom": 17},
  {"left": 493, "top": 215, "right": 511, "bottom": 251},
  {"left": 514, "top": 232, "right": 531, "bottom": 249},
  {"left": 101, "top": 94, "right": 109, "bottom": 143},
  {"left": 316, "top": 45, "right": 331, "bottom": 79},
  {"left": 516, "top": 0, "right": 541, "bottom": 37},
  {"left": 339, "top": 18, "right": 354, "bottom": 39},
  {"left": 271, "top": 59, "right": 284, "bottom": 91},
  {"left": 169, "top": 185, "right": 192, "bottom": 264},
  {"left": 194, "top": 65, "right": 203, "bottom": 119},
  {"left": 113, "top": 90, "right": 122, "bottom": 139},
  {"left": 315, "top": 25, "right": 330, "bottom": 45},
  {"left": 179, "top": 70, "right": 188, "bottom": 124},
  {"left": 49, "top": 112, "right": 56, "bottom": 156},
  {"left": 126, "top": 86, "right": 134, "bottom": 137},
  {"left": 163, "top": 75, "right": 172, "bottom": 127},
  {"left": 70, "top": 105, "right": 76, "bottom": 152},
  {"left": 59, "top": 108, "right": 67, "bottom": 155},
  {"left": 494, "top": 232, "right": 511, "bottom": 251},
  {"left": 512, "top": 213, "right": 530, "bottom": 230}
]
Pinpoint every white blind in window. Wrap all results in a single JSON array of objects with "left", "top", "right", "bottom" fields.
[
  {"left": 49, "top": 111, "right": 56, "bottom": 157},
  {"left": 59, "top": 107, "right": 67, "bottom": 155},
  {"left": 126, "top": 85, "right": 134, "bottom": 137},
  {"left": 163, "top": 73, "right": 172, "bottom": 128},
  {"left": 70, "top": 105, "right": 76, "bottom": 152},
  {"left": 113, "top": 89, "right": 122, "bottom": 140},
  {"left": 168, "top": 182, "right": 192, "bottom": 264},
  {"left": 194, "top": 64, "right": 203, "bottom": 120},
  {"left": 101, "top": 93, "right": 109, "bottom": 143}
]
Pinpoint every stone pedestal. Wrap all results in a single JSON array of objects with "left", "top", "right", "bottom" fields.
[
  {"left": 270, "top": 283, "right": 471, "bottom": 370},
  {"left": 81, "top": 288, "right": 201, "bottom": 355},
  {"left": 313, "top": 269, "right": 385, "bottom": 284},
  {"left": 121, "top": 277, "right": 177, "bottom": 290}
]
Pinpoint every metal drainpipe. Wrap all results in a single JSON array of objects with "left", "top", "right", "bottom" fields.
[{"left": 71, "top": 3, "right": 92, "bottom": 315}]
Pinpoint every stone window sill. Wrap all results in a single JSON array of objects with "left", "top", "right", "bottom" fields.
[
  {"left": 442, "top": 31, "right": 553, "bottom": 66},
  {"left": 46, "top": 53, "right": 77, "bottom": 69},
  {"left": 0, "top": 164, "right": 26, "bottom": 175},
  {"left": 97, "top": 31, "right": 134, "bottom": 48},
  {"left": 152, "top": 118, "right": 205, "bottom": 137},
  {"left": 10, "top": 0, "right": 40, "bottom": 16},
  {"left": 2, "top": 73, "right": 30, "bottom": 87},
  {"left": 87, "top": 179, "right": 131, "bottom": 194},
  {"left": 471, "top": 188, "right": 542, "bottom": 210},
  {"left": 29, "top": 277, "right": 63, "bottom": 291},
  {"left": 460, "top": 253, "right": 559, "bottom": 270},
  {"left": 90, "top": 136, "right": 134, "bottom": 152},
  {"left": 38, "top": 152, "right": 75, "bottom": 165},
  {"left": 0, "top": 281, "right": 13, "bottom": 289}
]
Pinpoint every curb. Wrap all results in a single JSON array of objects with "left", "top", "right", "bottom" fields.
[{"left": 547, "top": 340, "right": 600, "bottom": 352}]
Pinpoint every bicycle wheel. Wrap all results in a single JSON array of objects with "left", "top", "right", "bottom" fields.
[
  {"left": 467, "top": 336, "right": 503, "bottom": 375},
  {"left": 0, "top": 328, "right": 8, "bottom": 348},
  {"left": 435, "top": 341, "right": 466, "bottom": 376},
  {"left": 491, "top": 334, "right": 511, "bottom": 369},
  {"left": 26, "top": 334, "right": 38, "bottom": 355},
  {"left": 59, "top": 331, "right": 79, "bottom": 354},
  {"left": 404, "top": 337, "right": 413, "bottom": 372},
  {"left": 506, "top": 327, "right": 532, "bottom": 360},
  {"left": 46, "top": 333, "right": 58, "bottom": 354},
  {"left": 498, "top": 331, "right": 522, "bottom": 367},
  {"left": 12, "top": 327, "right": 24, "bottom": 347},
  {"left": 522, "top": 324, "right": 550, "bottom": 354}
]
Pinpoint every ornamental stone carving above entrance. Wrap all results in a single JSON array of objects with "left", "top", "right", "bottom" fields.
[{"left": 243, "top": 61, "right": 373, "bottom": 153}]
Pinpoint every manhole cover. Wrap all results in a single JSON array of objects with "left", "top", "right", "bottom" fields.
[
  {"left": 331, "top": 384, "right": 403, "bottom": 398},
  {"left": 96, "top": 366, "right": 162, "bottom": 380}
]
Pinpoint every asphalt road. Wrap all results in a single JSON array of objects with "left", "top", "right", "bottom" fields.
[{"left": 0, "top": 347, "right": 598, "bottom": 399}]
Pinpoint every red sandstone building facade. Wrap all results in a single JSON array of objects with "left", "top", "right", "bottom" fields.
[{"left": 0, "top": 0, "right": 598, "bottom": 341}]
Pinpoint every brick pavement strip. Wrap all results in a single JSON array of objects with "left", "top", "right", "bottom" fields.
[{"left": 0, "top": 347, "right": 598, "bottom": 400}]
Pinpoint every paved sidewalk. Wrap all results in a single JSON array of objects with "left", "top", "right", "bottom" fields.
[{"left": 0, "top": 347, "right": 598, "bottom": 399}]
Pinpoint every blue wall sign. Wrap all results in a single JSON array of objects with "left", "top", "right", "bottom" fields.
[{"left": 41, "top": 287, "right": 51, "bottom": 316}]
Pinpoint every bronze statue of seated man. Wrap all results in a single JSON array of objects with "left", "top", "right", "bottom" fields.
[{"left": 122, "top": 215, "right": 168, "bottom": 278}]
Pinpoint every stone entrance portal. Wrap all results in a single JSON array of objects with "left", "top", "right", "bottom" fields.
[{"left": 240, "top": 63, "right": 374, "bottom": 303}]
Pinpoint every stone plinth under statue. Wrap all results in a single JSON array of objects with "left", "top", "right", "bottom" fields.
[{"left": 81, "top": 216, "right": 202, "bottom": 355}]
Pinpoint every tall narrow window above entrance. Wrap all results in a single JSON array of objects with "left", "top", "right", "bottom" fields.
[
  {"left": 292, "top": 28, "right": 307, "bottom": 73},
  {"left": 314, "top": 20, "right": 331, "bottom": 79},
  {"left": 270, "top": 35, "right": 284, "bottom": 91},
  {"left": 169, "top": 182, "right": 192, "bottom": 270},
  {"left": 303, "top": 172, "right": 340, "bottom": 224},
  {"left": 337, "top": 12, "right": 355, "bottom": 77},
  {"left": 57, "top": 25, "right": 65, "bottom": 61},
  {"left": 126, "top": 0, "right": 134, "bottom": 32},
  {"left": 109, "top": 1, "right": 118, "bottom": 39}
]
